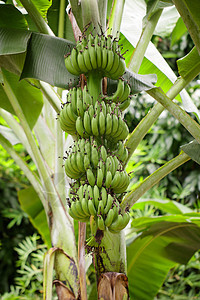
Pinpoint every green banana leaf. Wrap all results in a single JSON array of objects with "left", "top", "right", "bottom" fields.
[
  {"left": 18, "top": 186, "right": 51, "bottom": 248},
  {"left": 0, "top": 125, "right": 21, "bottom": 145},
  {"left": 0, "top": 69, "right": 43, "bottom": 130},
  {"left": 20, "top": 31, "right": 77, "bottom": 89},
  {"left": 127, "top": 215, "right": 200, "bottom": 300},
  {"left": 0, "top": 27, "right": 158, "bottom": 93},
  {"left": 181, "top": 140, "right": 200, "bottom": 165},
  {"left": 177, "top": 46, "right": 200, "bottom": 79},
  {"left": 171, "top": 17, "right": 188, "bottom": 47},
  {"left": 0, "top": 4, "right": 28, "bottom": 29},
  {"left": 173, "top": 0, "right": 200, "bottom": 54},
  {"left": 132, "top": 198, "right": 192, "bottom": 215}
]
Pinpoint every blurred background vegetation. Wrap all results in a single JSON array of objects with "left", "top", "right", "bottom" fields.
[{"left": 0, "top": 14, "right": 200, "bottom": 300}]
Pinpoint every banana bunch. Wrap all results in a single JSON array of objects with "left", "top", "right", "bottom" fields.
[
  {"left": 76, "top": 103, "right": 129, "bottom": 141},
  {"left": 60, "top": 91, "right": 129, "bottom": 141},
  {"left": 68, "top": 183, "right": 130, "bottom": 234},
  {"left": 62, "top": 30, "right": 132, "bottom": 235},
  {"left": 64, "top": 138, "right": 130, "bottom": 193},
  {"left": 104, "top": 79, "right": 131, "bottom": 111},
  {"left": 65, "top": 33, "right": 126, "bottom": 80}
]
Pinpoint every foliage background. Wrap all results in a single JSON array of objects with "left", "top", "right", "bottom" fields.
[{"left": 0, "top": 0, "right": 200, "bottom": 299}]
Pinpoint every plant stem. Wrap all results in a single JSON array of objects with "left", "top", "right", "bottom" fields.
[
  {"left": 148, "top": 87, "right": 200, "bottom": 144},
  {"left": 128, "top": 8, "right": 163, "bottom": 73},
  {"left": 124, "top": 5, "right": 163, "bottom": 162},
  {"left": 125, "top": 73, "right": 200, "bottom": 164},
  {"left": 40, "top": 81, "right": 62, "bottom": 113},
  {"left": 121, "top": 151, "right": 190, "bottom": 210},
  {"left": 0, "top": 108, "right": 35, "bottom": 161},
  {"left": 81, "top": 0, "right": 101, "bottom": 34},
  {"left": 0, "top": 133, "right": 47, "bottom": 209},
  {"left": 78, "top": 222, "right": 87, "bottom": 300},
  {"left": 125, "top": 102, "right": 163, "bottom": 163},
  {"left": 173, "top": 0, "right": 200, "bottom": 55},
  {"left": 98, "top": 0, "right": 107, "bottom": 32},
  {"left": 94, "top": 230, "right": 127, "bottom": 278},
  {"left": 20, "top": 0, "right": 54, "bottom": 36},
  {"left": 2, "top": 74, "right": 58, "bottom": 204},
  {"left": 58, "top": 0, "right": 66, "bottom": 39},
  {"left": 107, "top": 0, "right": 125, "bottom": 38},
  {"left": 70, "top": 0, "right": 83, "bottom": 32},
  {"left": 87, "top": 72, "right": 102, "bottom": 101}
]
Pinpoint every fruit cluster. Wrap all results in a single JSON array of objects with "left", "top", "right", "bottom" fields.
[
  {"left": 59, "top": 85, "right": 129, "bottom": 140},
  {"left": 61, "top": 32, "right": 131, "bottom": 235},
  {"left": 65, "top": 34, "right": 126, "bottom": 79}
]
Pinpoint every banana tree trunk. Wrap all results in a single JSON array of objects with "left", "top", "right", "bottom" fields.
[{"left": 91, "top": 230, "right": 129, "bottom": 299}]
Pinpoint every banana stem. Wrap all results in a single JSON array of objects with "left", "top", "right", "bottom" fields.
[
  {"left": 87, "top": 72, "right": 103, "bottom": 102},
  {"left": 78, "top": 222, "right": 87, "bottom": 300},
  {"left": 127, "top": 8, "right": 163, "bottom": 73},
  {"left": 121, "top": 151, "right": 190, "bottom": 210},
  {"left": 58, "top": 0, "right": 66, "bottom": 39},
  {"left": 20, "top": 0, "right": 54, "bottom": 36},
  {"left": 81, "top": 0, "right": 101, "bottom": 35},
  {"left": 148, "top": 87, "right": 200, "bottom": 144},
  {"left": 94, "top": 230, "right": 127, "bottom": 279},
  {"left": 107, "top": 0, "right": 126, "bottom": 38}
]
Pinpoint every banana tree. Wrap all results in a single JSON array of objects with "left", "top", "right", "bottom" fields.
[{"left": 1, "top": 0, "right": 200, "bottom": 299}]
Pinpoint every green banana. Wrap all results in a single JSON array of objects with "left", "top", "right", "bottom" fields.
[
  {"left": 76, "top": 116, "right": 85, "bottom": 137},
  {"left": 105, "top": 49, "right": 114, "bottom": 73},
  {"left": 91, "top": 115, "right": 99, "bottom": 136},
  {"left": 81, "top": 197, "right": 90, "bottom": 216},
  {"left": 110, "top": 58, "right": 126, "bottom": 79},
  {"left": 84, "top": 154, "right": 90, "bottom": 170},
  {"left": 65, "top": 54, "right": 80, "bottom": 76},
  {"left": 105, "top": 170, "right": 112, "bottom": 188},
  {"left": 71, "top": 48, "right": 81, "bottom": 74},
  {"left": 88, "top": 41, "right": 97, "bottom": 69},
  {"left": 98, "top": 215, "right": 105, "bottom": 231},
  {"left": 93, "top": 185, "right": 100, "bottom": 208},
  {"left": 104, "top": 194, "right": 114, "bottom": 214},
  {"left": 100, "top": 145, "right": 107, "bottom": 162},
  {"left": 96, "top": 168, "right": 103, "bottom": 188},
  {"left": 99, "top": 111, "right": 106, "bottom": 135},
  {"left": 87, "top": 168, "right": 96, "bottom": 186},
  {"left": 119, "top": 98, "right": 131, "bottom": 111},
  {"left": 104, "top": 79, "right": 124, "bottom": 103},
  {"left": 83, "top": 46, "right": 93, "bottom": 71},
  {"left": 105, "top": 113, "right": 113, "bottom": 136},
  {"left": 76, "top": 151, "right": 85, "bottom": 173},
  {"left": 83, "top": 111, "right": 92, "bottom": 135},
  {"left": 88, "top": 199, "right": 96, "bottom": 216},
  {"left": 110, "top": 171, "right": 121, "bottom": 189},
  {"left": 104, "top": 208, "right": 115, "bottom": 227},
  {"left": 101, "top": 46, "right": 108, "bottom": 70},
  {"left": 77, "top": 50, "right": 88, "bottom": 73},
  {"left": 91, "top": 145, "right": 99, "bottom": 168}
]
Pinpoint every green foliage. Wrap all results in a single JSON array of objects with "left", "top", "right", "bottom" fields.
[
  {"left": 156, "top": 251, "right": 200, "bottom": 299},
  {"left": 125, "top": 92, "right": 200, "bottom": 206},
  {"left": 0, "top": 0, "right": 200, "bottom": 299},
  {"left": 0, "top": 143, "right": 37, "bottom": 294},
  {"left": 0, "top": 234, "right": 47, "bottom": 299}
]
